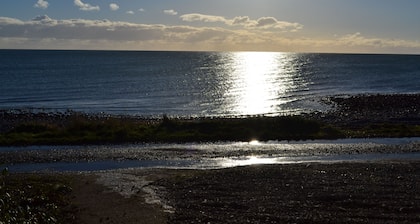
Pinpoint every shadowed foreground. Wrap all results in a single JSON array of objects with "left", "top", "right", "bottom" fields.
[
  {"left": 158, "top": 162, "right": 420, "bottom": 223},
  {"left": 1, "top": 162, "right": 420, "bottom": 223}
]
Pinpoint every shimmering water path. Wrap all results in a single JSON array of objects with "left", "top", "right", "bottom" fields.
[{"left": 1, "top": 50, "right": 420, "bottom": 116}]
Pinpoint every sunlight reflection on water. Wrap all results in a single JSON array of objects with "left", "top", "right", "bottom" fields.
[
  {"left": 221, "top": 52, "right": 311, "bottom": 116},
  {"left": 220, "top": 156, "right": 280, "bottom": 167},
  {"left": 3, "top": 51, "right": 419, "bottom": 116}
]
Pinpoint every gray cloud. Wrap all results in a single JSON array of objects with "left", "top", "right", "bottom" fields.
[
  {"left": 256, "top": 17, "right": 277, "bottom": 27},
  {"left": 232, "top": 16, "right": 251, "bottom": 25}
]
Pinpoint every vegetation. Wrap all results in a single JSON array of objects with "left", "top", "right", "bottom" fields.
[
  {"left": 0, "top": 115, "right": 345, "bottom": 146},
  {"left": 1, "top": 107, "right": 420, "bottom": 146},
  {"left": 0, "top": 168, "right": 73, "bottom": 223},
  {"left": 342, "top": 123, "right": 420, "bottom": 138}
]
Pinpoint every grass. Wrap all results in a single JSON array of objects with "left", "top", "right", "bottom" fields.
[
  {"left": 1, "top": 112, "right": 420, "bottom": 146},
  {"left": 343, "top": 123, "right": 420, "bottom": 138},
  {"left": 0, "top": 168, "right": 73, "bottom": 223},
  {"left": 0, "top": 115, "right": 344, "bottom": 146}
]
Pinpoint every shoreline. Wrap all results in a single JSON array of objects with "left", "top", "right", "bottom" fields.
[{"left": 1, "top": 93, "right": 420, "bottom": 146}]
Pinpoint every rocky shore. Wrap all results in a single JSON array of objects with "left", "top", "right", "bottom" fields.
[
  {"left": 310, "top": 94, "right": 420, "bottom": 128},
  {"left": 2, "top": 94, "right": 420, "bottom": 133}
]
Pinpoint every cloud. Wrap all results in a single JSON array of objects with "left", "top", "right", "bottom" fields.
[
  {"left": 126, "top": 11, "right": 134, "bottom": 15},
  {"left": 0, "top": 17, "right": 23, "bottom": 25},
  {"left": 32, "top": 15, "right": 53, "bottom": 22},
  {"left": 109, "top": 3, "right": 119, "bottom": 11},
  {"left": 138, "top": 8, "right": 145, "bottom": 12},
  {"left": 0, "top": 16, "right": 169, "bottom": 41},
  {"left": 74, "top": 0, "right": 100, "bottom": 11},
  {"left": 0, "top": 15, "right": 238, "bottom": 50},
  {"left": 180, "top": 13, "right": 303, "bottom": 31},
  {"left": 339, "top": 32, "right": 387, "bottom": 47},
  {"left": 337, "top": 32, "right": 420, "bottom": 49},
  {"left": 232, "top": 16, "right": 251, "bottom": 25},
  {"left": 181, "top": 14, "right": 226, "bottom": 23},
  {"left": 164, "top": 9, "right": 178, "bottom": 16},
  {"left": 0, "top": 16, "right": 419, "bottom": 53},
  {"left": 34, "top": 0, "right": 49, "bottom": 9}
]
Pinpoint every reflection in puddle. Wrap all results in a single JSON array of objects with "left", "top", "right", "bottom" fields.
[
  {"left": 2, "top": 138, "right": 420, "bottom": 172},
  {"left": 4, "top": 152, "right": 420, "bottom": 173},
  {"left": 220, "top": 156, "right": 280, "bottom": 167},
  {"left": 214, "top": 152, "right": 420, "bottom": 169}
]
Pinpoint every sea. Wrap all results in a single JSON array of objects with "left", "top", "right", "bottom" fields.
[{"left": 1, "top": 50, "right": 419, "bottom": 117}]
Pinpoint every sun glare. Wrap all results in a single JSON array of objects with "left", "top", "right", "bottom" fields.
[
  {"left": 229, "top": 52, "right": 286, "bottom": 115},
  {"left": 221, "top": 156, "right": 278, "bottom": 167},
  {"left": 249, "top": 139, "right": 260, "bottom": 145}
]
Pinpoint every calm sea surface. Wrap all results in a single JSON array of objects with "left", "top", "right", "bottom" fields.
[{"left": 1, "top": 50, "right": 419, "bottom": 117}]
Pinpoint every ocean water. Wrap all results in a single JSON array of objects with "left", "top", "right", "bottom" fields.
[{"left": 1, "top": 50, "right": 419, "bottom": 117}]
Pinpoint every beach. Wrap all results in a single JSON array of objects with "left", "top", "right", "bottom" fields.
[
  {"left": 9, "top": 161, "right": 417, "bottom": 223},
  {"left": 1, "top": 94, "right": 420, "bottom": 223}
]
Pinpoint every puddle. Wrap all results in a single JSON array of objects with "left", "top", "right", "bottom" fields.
[
  {"left": 3, "top": 152, "right": 420, "bottom": 173},
  {"left": 1, "top": 138, "right": 420, "bottom": 172}
]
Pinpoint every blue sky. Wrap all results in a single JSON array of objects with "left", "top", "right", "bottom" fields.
[{"left": 1, "top": 0, "right": 420, "bottom": 53}]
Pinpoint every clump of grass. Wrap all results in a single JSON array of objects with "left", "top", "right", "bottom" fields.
[
  {"left": 0, "top": 168, "right": 73, "bottom": 223},
  {"left": 156, "top": 115, "right": 343, "bottom": 142},
  {"left": 346, "top": 123, "right": 420, "bottom": 138}
]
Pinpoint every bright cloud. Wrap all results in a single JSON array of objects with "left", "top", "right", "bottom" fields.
[
  {"left": 109, "top": 3, "right": 119, "bottom": 11},
  {"left": 1, "top": 16, "right": 419, "bottom": 53},
  {"left": 164, "top": 9, "right": 178, "bottom": 16},
  {"left": 74, "top": 0, "right": 100, "bottom": 11},
  {"left": 34, "top": 0, "right": 49, "bottom": 9},
  {"left": 180, "top": 13, "right": 303, "bottom": 31}
]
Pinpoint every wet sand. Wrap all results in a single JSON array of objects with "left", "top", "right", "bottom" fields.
[{"left": 65, "top": 161, "right": 420, "bottom": 224}]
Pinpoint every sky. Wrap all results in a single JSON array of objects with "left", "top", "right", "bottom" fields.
[{"left": 1, "top": 0, "right": 420, "bottom": 54}]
